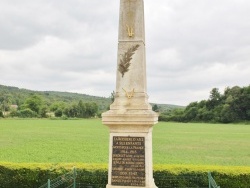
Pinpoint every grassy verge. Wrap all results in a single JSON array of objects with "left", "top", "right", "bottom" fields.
[{"left": 0, "top": 119, "right": 250, "bottom": 166}]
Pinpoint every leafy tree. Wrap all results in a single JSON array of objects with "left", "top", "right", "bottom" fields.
[
  {"left": 230, "top": 86, "right": 250, "bottom": 121},
  {"left": 17, "top": 109, "right": 37, "bottom": 118},
  {"left": 55, "top": 109, "right": 63, "bottom": 117},
  {"left": 110, "top": 91, "right": 115, "bottom": 103},
  {"left": 220, "top": 104, "right": 238, "bottom": 123},
  {"left": 224, "top": 86, "right": 241, "bottom": 97},
  {"left": 50, "top": 102, "right": 66, "bottom": 112},
  {"left": 166, "top": 108, "right": 185, "bottom": 122},
  {"left": 63, "top": 104, "right": 78, "bottom": 118},
  {"left": 197, "top": 100, "right": 206, "bottom": 108},
  {"left": 0, "top": 110, "right": 3, "bottom": 117},
  {"left": 203, "top": 111, "right": 214, "bottom": 122},
  {"left": 77, "top": 100, "right": 86, "bottom": 118},
  {"left": 62, "top": 101, "right": 98, "bottom": 118},
  {"left": 152, "top": 104, "right": 160, "bottom": 112},
  {"left": 1, "top": 84, "right": 249, "bottom": 122},
  {"left": 206, "top": 88, "right": 221, "bottom": 110},
  {"left": 209, "top": 88, "right": 221, "bottom": 101},
  {"left": 199, "top": 108, "right": 213, "bottom": 122},
  {"left": 8, "top": 108, "right": 18, "bottom": 117},
  {"left": 184, "top": 107, "right": 198, "bottom": 121},
  {"left": 161, "top": 85, "right": 250, "bottom": 123},
  {"left": 40, "top": 106, "right": 48, "bottom": 118},
  {"left": 0, "top": 94, "right": 12, "bottom": 113},
  {"left": 85, "top": 102, "right": 98, "bottom": 118},
  {"left": 22, "top": 94, "right": 43, "bottom": 114},
  {"left": 0, "top": 84, "right": 112, "bottom": 116}
]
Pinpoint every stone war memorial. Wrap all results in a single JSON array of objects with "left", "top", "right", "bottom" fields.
[{"left": 102, "top": 0, "right": 158, "bottom": 188}]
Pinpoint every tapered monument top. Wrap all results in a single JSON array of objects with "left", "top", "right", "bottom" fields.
[
  {"left": 119, "top": 0, "right": 145, "bottom": 42},
  {"left": 102, "top": 0, "right": 158, "bottom": 124}
]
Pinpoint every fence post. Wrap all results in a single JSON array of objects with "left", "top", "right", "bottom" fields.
[
  {"left": 73, "top": 167, "right": 76, "bottom": 188},
  {"left": 47, "top": 179, "right": 50, "bottom": 188},
  {"left": 208, "top": 172, "right": 211, "bottom": 188}
]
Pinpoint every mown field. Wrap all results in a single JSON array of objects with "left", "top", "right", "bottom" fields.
[{"left": 0, "top": 119, "right": 249, "bottom": 166}]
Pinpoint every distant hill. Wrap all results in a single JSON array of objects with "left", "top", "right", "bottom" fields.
[
  {"left": 0, "top": 84, "right": 183, "bottom": 113},
  {"left": 0, "top": 84, "right": 111, "bottom": 112},
  {"left": 155, "top": 103, "right": 185, "bottom": 112}
]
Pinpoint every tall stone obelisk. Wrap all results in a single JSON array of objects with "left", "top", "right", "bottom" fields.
[{"left": 102, "top": 0, "right": 158, "bottom": 187}]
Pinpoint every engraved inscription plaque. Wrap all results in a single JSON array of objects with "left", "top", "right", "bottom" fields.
[{"left": 111, "top": 136, "right": 145, "bottom": 186}]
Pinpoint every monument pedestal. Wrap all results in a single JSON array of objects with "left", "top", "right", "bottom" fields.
[{"left": 103, "top": 110, "right": 158, "bottom": 188}]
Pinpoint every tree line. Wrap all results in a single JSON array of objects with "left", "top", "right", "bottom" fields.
[
  {"left": 159, "top": 85, "right": 250, "bottom": 123},
  {"left": 0, "top": 93, "right": 99, "bottom": 118},
  {"left": 1, "top": 84, "right": 249, "bottom": 122},
  {"left": 0, "top": 84, "right": 113, "bottom": 118},
  {"left": 0, "top": 85, "right": 176, "bottom": 119}
]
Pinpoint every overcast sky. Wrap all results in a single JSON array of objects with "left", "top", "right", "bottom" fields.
[{"left": 0, "top": 0, "right": 249, "bottom": 106}]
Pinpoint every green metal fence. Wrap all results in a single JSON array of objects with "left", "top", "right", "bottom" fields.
[
  {"left": 39, "top": 168, "right": 77, "bottom": 188},
  {"left": 208, "top": 172, "right": 220, "bottom": 188},
  {"left": 39, "top": 170, "right": 219, "bottom": 188},
  {"left": 155, "top": 174, "right": 207, "bottom": 188}
]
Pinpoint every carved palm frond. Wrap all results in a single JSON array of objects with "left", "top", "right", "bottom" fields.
[{"left": 118, "top": 44, "right": 140, "bottom": 77}]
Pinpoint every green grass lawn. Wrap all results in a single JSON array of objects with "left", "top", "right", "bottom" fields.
[
  {"left": 0, "top": 119, "right": 249, "bottom": 166},
  {"left": 153, "top": 122, "right": 250, "bottom": 166}
]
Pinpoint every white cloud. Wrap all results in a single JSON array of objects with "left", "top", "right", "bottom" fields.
[{"left": 0, "top": 0, "right": 250, "bottom": 106}]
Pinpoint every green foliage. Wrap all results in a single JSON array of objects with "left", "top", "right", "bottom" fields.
[
  {"left": 39, "top": 106, "right": 48, "bottom": 118},
  {"left": 110, "top": 91, "right": 115, "bottom": 103},
  {"left": 0, "top": 93, "right": 12, "bottom": 113},
  {"left": 152, "top": 104, "right": 160, "bottom": 112},
  {"left": 0, "top": 163, "right": 249, "bottom": 188},
  {"left": 22, "top": 94, "right": 43, "bottom": 114},
  {"left": 62, "top": 101, "right": 98, "bottom": 118},
  {"left": 77, "top": 100, "right": 86, "bottom": 118},
  {"left": 220, "top": 104, "right": 236, "bottom": 123},
  {"left": 159, "top": 108, "right": 185, "bottom": 122},
  {"left": 153, "top": 164, "right": 250, "bottom": 188},
  {"left": 54, "top": 108, "right": 63, "bottom": 117},
  {"left": 6, "top": 108, "right": 18, "bottom": 118},
  {"left": 162, "top": 85, "right": 250, "bottom": 123},
  {"left": 50, "top": 102, "right": 66, "bottom": 112},
  {"left": 16, "top": 109, "right": 38, "bottom": 118},
  {"left": 0, "top": 84, "right": 181, "bottom": 118},
  {"left": 84, "top": 102, "right": 98, "bottom": 118},
  {"left": 0, "top": 84, "right": 111, "bottom": 114},
  {"left": 0, "top": 85, "right": 100, "bottom": 118}
]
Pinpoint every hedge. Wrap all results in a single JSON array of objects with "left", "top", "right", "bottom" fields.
[{"left": 0, "top": 163, "right": 250, "bottom": 188}]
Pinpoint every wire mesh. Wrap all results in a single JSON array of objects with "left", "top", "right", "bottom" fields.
[{"left": 38, "top": 168, "right": 76, "bottom": 188}]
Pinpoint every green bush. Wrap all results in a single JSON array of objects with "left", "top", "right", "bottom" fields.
[
  {"left": 0, "top": 163, "right": 107, "bottom": 188},
  {"left": 54, "top": 109, "right": 63, "bottom": 117},
  {"left": 154, "top": 164, "right": 250, "bottom": 188},
  {"left": 8, "top": 109, "right": 17, "bottom": 117},
  {"left": 0, "top": 110, "right": 3, "bottom": 117},
  {"left": 16, "top": 109, "right": 37, "bottom": 118},
  {"left": 0, "top": 163, "right": 250, "bottom": 188}
]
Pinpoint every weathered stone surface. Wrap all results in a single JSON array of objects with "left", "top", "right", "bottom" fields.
[{"left": 102, "top": 0, "right": 158, "bottom": 123}]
